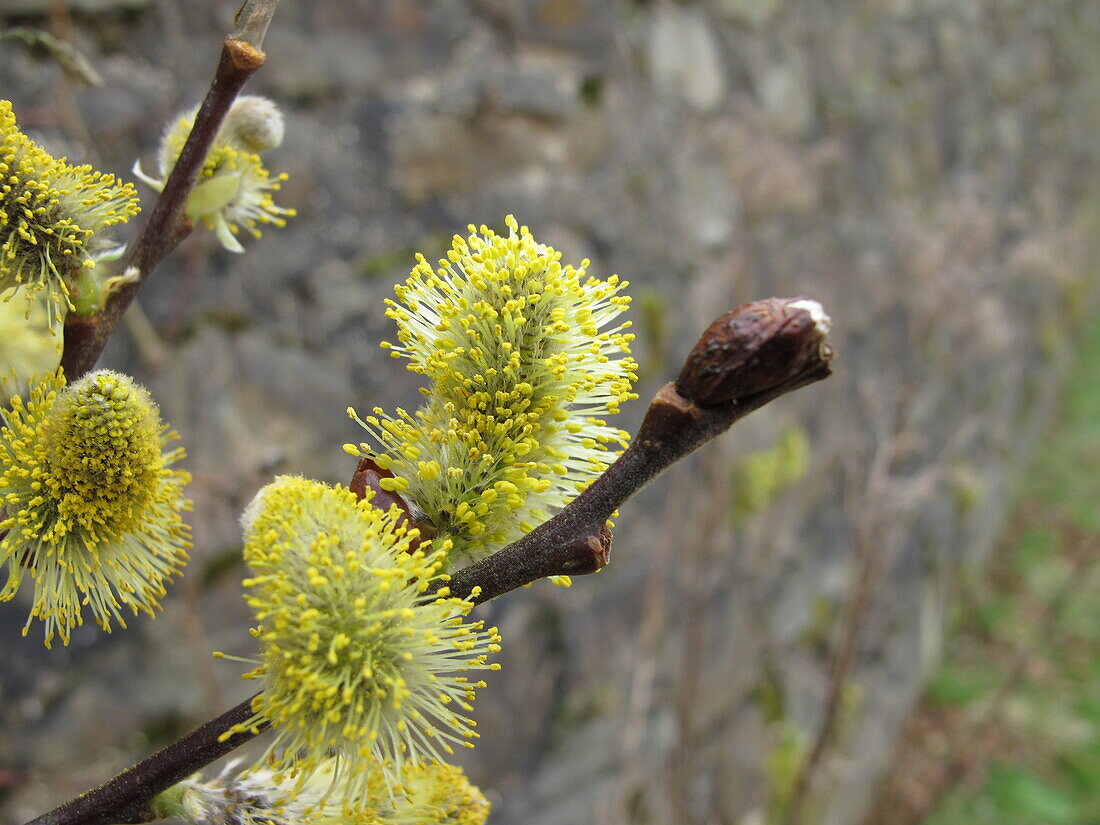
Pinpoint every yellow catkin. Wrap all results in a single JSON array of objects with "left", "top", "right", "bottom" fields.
[
  {"left": 349, "top": 216, "right": 638, "bottom": 567},
  {"left": 0, "top": 100, "right": 139, "bottom": 331},
  {"left": 173, "top": 757, "right": 489, "bottom": 825},
  {"left": 0, "top": 369, "right": 190, "bottom": 646},
  {"left": 134, "top": 96, "right": 295, "bottom": 253},
  {"left": 224, "top": 476, "right": 501, "bottom": 812}
]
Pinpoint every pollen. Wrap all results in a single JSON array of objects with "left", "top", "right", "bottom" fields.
[
  {"left": 134, "top": 96, "right": 295, "bottom": 254},
  {"left": 224, "top": 476, "right": 501, "bottom": 809},
  {"left": 349, "top": 216, "right": 638, "bottom": 567},
  {"left": 0, "top": 101, "right": 140, "bottom": 332},
  {"left": 43, "top": 370, "right": 166, "bottom": 539},
  {"left": 0, "top": 369, "right": 191, "bottom": 646}
]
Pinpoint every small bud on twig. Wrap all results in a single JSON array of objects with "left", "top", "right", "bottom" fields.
[
  {"left": 676, "top": 297, "right": 833, "bottom": 407},
  {"left": 349, "top": 456, "right": 435, "bottom": 551}
]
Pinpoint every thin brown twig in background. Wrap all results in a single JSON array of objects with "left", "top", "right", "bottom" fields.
[
  {"left": 783, "top": 427, "right": 940, "bottom": 825},
  {"left": 615, "top": 462, "right": 689, "bottom": 818},
  {"left": 782, "top": 515, "right": 881, "bottom": 825},
  {"left": 671, "top": 452, "right": 730, "bottom": 823}
]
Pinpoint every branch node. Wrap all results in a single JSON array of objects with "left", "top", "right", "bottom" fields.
[
  {"left": 560, "top": 526, "right": 612, "bottom": 574},
  {"left": 636, "top": 383, "right": 707, "bottom": 451},
  {"left": 226, "top": 38, "right": 265, "bottom": 71}
]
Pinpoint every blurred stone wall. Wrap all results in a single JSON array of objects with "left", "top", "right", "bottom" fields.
[{"left": 2, "top": 1, "right": 1099, "bottom": 823}]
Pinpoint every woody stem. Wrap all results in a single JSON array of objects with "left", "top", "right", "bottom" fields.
[{"left": 59, "top": 3, "right": 275, "bottom": 381}]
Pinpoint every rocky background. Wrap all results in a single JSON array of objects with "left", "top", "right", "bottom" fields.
[{"left": 2, "top": 1, "right": 1099, "bottom": 824}]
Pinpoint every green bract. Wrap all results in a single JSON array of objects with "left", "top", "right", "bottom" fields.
[{"left": 134, "top": 95, "right": 294, "bottom": 253}]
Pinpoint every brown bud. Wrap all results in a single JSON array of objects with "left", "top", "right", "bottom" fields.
[
  {"left": 676, "top": 297, "right": 833, "bottom": 406},
  {"left": 349, "top": 456, "right": 436, "bottom": 552},
  {"left": 558, "top": 523, "right": 613, "bottom": 575}
]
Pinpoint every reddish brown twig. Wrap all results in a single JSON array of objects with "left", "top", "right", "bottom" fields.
[
  {"left": 59, "top": 1, "right": 276, "bottom": 381},
  {"left": 444, "top": 297, "right": 833, "bottom": 602},
  {"left": 24, "top": 698, "right": 263, "bottom": 825}
]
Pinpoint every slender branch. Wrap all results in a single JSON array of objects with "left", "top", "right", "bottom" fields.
[
  {"left": 24, "top": 697, "right": 264, "bottom": 825},
  {"left": 59, "top": 1, "right": 276, "bottom": 380},
  {"left": 447, "top": 369, "right": 830, "bottom": 604},
  {"left": 25, "top": 297, "right": 833, "bottom": 824},
  {"left": 230, "top": 0, "right": 280, "bottom": 46},
  {"left": 447, "top": 296, "right": 835, "bottom": 602}
]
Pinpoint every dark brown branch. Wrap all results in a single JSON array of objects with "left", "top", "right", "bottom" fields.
[
  {"left": 59, "top": 10, "right": 272, "bottom": 380},
  {"left": 25, "top": 297, "right": 833, "bottom": 824},
  {"left": 24, "top": 696, "right": 265, "bottom": 825},
  {"left": 450, "top": 364, "right": 832, "bottom": 605},
  {"left": 449, "top": 296, "right": 834, "bottom": 603}
]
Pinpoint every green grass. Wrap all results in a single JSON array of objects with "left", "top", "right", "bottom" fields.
[{"left": 918, "top": 319, "right": 1100, "bottom": 825}]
